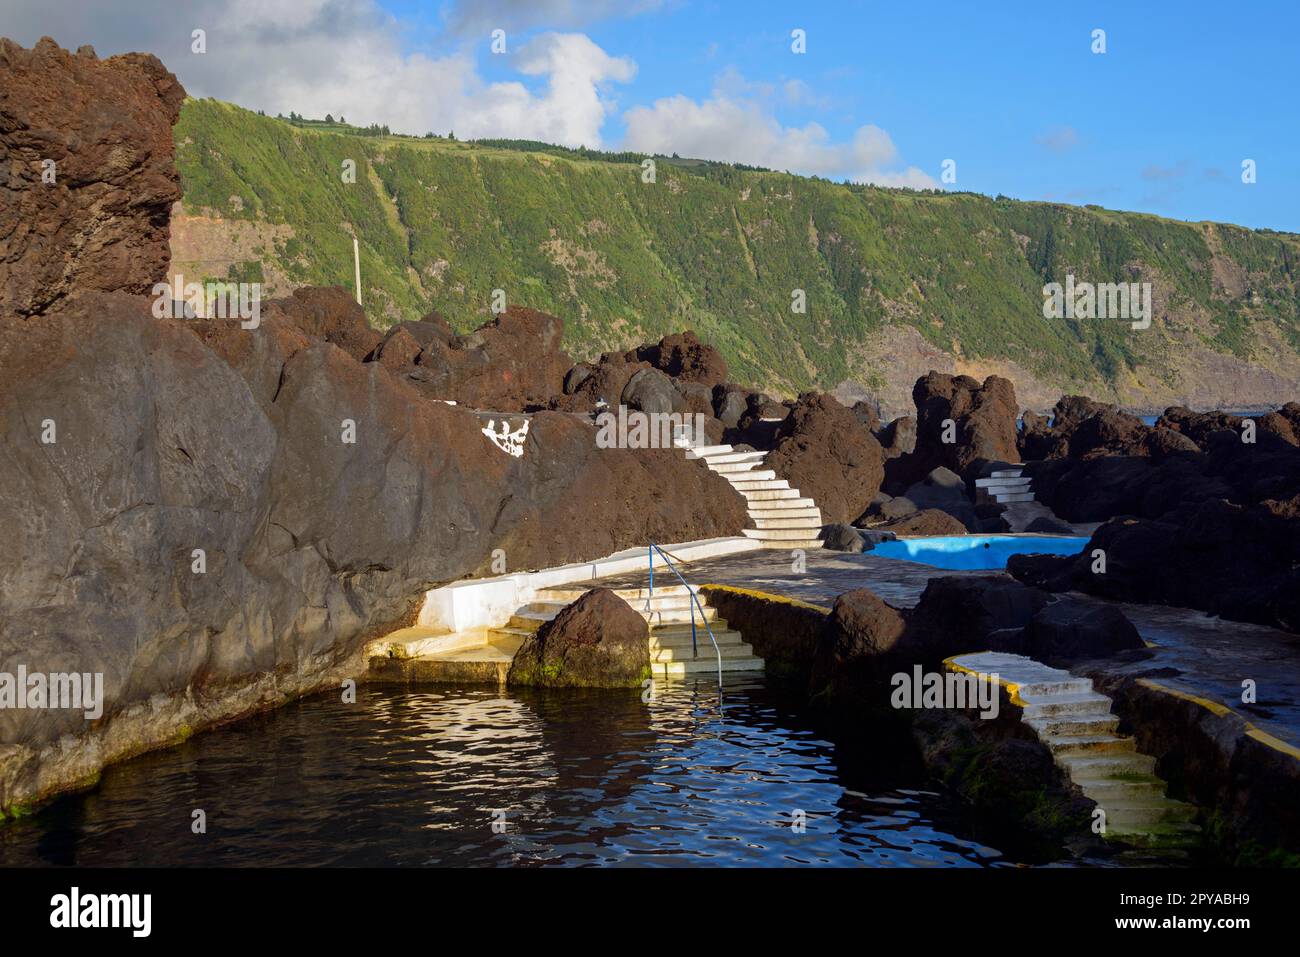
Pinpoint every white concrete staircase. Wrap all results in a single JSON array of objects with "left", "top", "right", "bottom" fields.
[
  {"left": 975, "top": 468, "right": 1036, "bottom": 504},
  {"left": 946, "top": 652, "right": 1201, "bottom": 846},
  {"left": 673, "top": 427, "right": 824, "bottom": 550},
  {"left": 521, "top": 584, "right": 765, "bottom": 678}
]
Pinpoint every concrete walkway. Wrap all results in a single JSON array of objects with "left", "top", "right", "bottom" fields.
[{"left": 580, "top": 547, "right": 1300, "bottom": 749}]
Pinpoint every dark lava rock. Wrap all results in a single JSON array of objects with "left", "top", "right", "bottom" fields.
[
  {"left": 851, "top": 400, "right": 881, "bottom": 432},
  {"left": 900, "top": 576, "right": 1050, "bottom": 664},
  {"left": 712, "top": 385, "right": 751, "bottom": 428},
  {"left": 903, "top": 466, "right": 978, "bottom": 531},
  {"left": 1024, "top": 516, "right": 1076, "bottom": 535},
  {"left": 410, "top": 306, "right": 571, "bottom": 410},
  {"left": 674, "top": 379, "right": 715, "bottom": 417},
  {"left": 908, "top": 372, "right": 1021, "bottom": 481},
  {"left": 874, "top": 509, "right": 969, "bottom": 536},
  {"left": 628, "top": 330, "right": 728, "bottom": 386},
  {"left": 809, "top": 588, "right": 909, "bottom": 709},
  {"left": 621, "top": 366, "right": 685, "bottom": 415},
  {"left": 819, "top": 523, "right": 866, "bottom": 552},
  {"left": 861, "top": 495, "right": 919, "bottom": 523},
  {"left": 563, "top": 362, "right": 595, "bottom": 395},
  {"left": 0, "top": 37, "right": 186, "bottom": 316},
  {"left": 1023, "top": 599, "right": 1145, "bottom": 663},
  {"left": 877, "top": 414, "right": 917, "bottom": 457},
  {"left": 1020, "top": 395, "right": 1199, "bottom": 462},
  {"left": 507, "top": 588, "right": 650, "bottom": 688},
  {"left": 1006, "top": 495, "right": 1300, "bottom": 633},
  {"left": 763, "top": 392, "right": 885, "bottom": 524},
  {"left": 859, "top": 529, "right": 898, "bottom": 548}
]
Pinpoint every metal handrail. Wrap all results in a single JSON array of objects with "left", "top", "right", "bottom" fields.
[{"left": 647, "top": 543, "right": 722, "bottom": 687}]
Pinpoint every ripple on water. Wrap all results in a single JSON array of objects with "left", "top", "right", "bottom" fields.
[{"left": 0, "top": 677, "right": 1016, "bottom": 867}]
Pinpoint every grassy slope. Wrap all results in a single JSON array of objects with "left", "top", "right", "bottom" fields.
[{"left": 174, "top": 98, "right": 1300, "bottom": 397}]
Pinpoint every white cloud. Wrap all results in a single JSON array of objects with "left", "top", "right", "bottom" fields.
[
  {"left": 1035, "top": 126, "right": 1080, "bottom": 154},
  {"left": 441, "top": 0, "right": 664, "bottom": 36},
  {"left": 621, "top": 78, "right": 936, "bottom": 187},
  {"left": 2, "top": 0, "right": 635, "bottom": 148}
]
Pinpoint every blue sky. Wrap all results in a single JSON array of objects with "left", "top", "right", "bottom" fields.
[
  {"left": 7, "top": 0, "right": 1296, "bottom": 231},
  {"left": 416, "top": 0, "right": 1300, "bottom": 232}
]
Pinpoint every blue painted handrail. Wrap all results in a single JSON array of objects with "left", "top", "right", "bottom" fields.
[{"left": 647, "top": 543, "right": 722, "bottom": 686}]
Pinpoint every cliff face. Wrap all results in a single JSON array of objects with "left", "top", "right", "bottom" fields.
[
  {"left": 0, "top": 40, "right": 748, "bottom": 815},
  {"left": 172, "top": 100, "right": 1300, "bottom": 412}
]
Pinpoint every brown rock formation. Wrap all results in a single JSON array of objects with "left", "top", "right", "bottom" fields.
[
  {"left": 763, "top": 392, "right": 885, "bottom": 524},
  {"left": 507, "top": 588, "right": 650, "bottom": 688},
  {"left": 0, "top": 38, "right": 185, "bottom": 317}
]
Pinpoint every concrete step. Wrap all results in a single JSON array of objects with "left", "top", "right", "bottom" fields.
[
  {"left": 1057, "top": 751, "right": 1158, "bottom": 779},
  {"left": 710, "top": 461, "right": 764, "bottom": 474},
  {"left": 744, "top": 527, "right": 822, "bottom": 541},
  {"left": 1026, "top": 712, "right": 1120, "bottom": 737},
  {"left": 651, "top": 655, "right": 765, "bottom": 678},
  {"left": 975, "top": 479, "right": 1032, "bottom": 492},
  {"left": 734, "top": 479, "right": 793, "bottom": 492},
  {"left": 990, "top": 469, "right": 1024, "bottom": 478},
  {"left": 748, "top": 504, "right": 816, "bottom": 520},
  {"left": 1017, "top": 677, "right": 1095, "bottom": 697},
  {"left": 650, "top": 628, "right": 745, "bottom": 648},
  {"left": 684, "top": 445, "right": 734, "bottom": 458},
  {"left": 725, "top": 470, "right": 778, "bottom": 483},
  {"left": 652, "top": 641, "right": 755, "bottom": 662},
  {"left": 994, "top": 492, "right": 1037, "bottom": 503},
  {"left": 1071, "top": 777, "right": 1169, "bottom": 803},
  {"left": 1022, "top": 691, "right": 1114, "bottom": 719},
  {"left": 751, "top": 514, "right": 826, "bottom": 529},
  {"left": 506, "top": 614, "right": 545, "bottom": 632},
  {"left": 701, "top": 450, "right": 767, "bottom": 465},
  {"left": 746, "top": 499, "right": 817, "bottom": 514},
  {"left": 489, "top": 626, "right": 538, "bottom": 640},
  {"left": 1102, "top": 801, "right": 1199, "bottom": 829},
  {"left": 1047, "top": 734, "right": 1137, "bottom": 757},
  {"left": 750, "top": 538, "right": 824, "bottom": 550},
  {"left": 537, "top": 585, "right": 697, "bottom": 605},
  {"left": 539, "top": 584, "right": 693, "bottom": 603}
]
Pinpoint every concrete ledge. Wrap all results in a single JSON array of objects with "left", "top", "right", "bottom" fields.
[
  {"left": 369, "top": 655, "right": 510, "bottom": 686},
  {"left": 416, "top": 537, "right": 762, "bottom": 635},
  {"left": 700, "top": 584, "right": 829, "bottom": 683}
]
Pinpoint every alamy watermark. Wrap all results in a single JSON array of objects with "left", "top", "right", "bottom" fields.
[
  {"left": 0, "top": 666, "right": 103, "bottom": 719},
  {"left": 1043, "top": 273, "right": 1151, "bottom": 330},
  {"left": 891, "top": 665, "right": 1000, "bottom": 719},
  {"left": 595, "top": 405, "right": 705, "bottom": 449},
  {"left": 151, "top": 274, "right": 262, "bottom": 329}
]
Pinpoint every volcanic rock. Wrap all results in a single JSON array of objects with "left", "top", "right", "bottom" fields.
[
  {"left": 909, "top": 372, "right": 1021, "bottom": 481},
  {"left": 763, "top": 392, "right": 885, "bottom": 524},
  {"left": 874, "top": 509, "right": 968, "bottom": 536},
  {"left": 507, "top": 588, "right": 650, "bottom": 688},
  {"left": 0, "top": 37, "right": 186, "bottom": 316},
  {"left": 627, "top": 330, "right": 728, "bottom": 386}
]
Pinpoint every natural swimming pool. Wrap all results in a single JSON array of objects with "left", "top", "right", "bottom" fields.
[
  {"left": 0, "top": 679, "right": 1019, "bottom": 867},
  {"left": 871, "top": 535, "right": 1089, "bottom": 571}
]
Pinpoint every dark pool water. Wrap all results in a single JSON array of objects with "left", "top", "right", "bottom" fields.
[{"left": 0, "top": 678, "right": 1020, "bottom": 867}]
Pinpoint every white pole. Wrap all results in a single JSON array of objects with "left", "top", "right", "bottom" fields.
[{"left": 353, "top": 236, "right": 362, "bottom": 306}]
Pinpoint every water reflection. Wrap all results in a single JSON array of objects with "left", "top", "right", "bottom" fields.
[{"left": 0, "top": 677, "right": 1012, "bottom": 867}]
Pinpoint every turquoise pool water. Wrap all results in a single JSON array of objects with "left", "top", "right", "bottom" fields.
[{"left": 871, "top": 535, "right": 1089, "bottom": 570}]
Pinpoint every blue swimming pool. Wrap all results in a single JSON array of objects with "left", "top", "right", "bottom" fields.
[{"left": 871, "top": 535, "right": 1089, "bottom": 570}]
